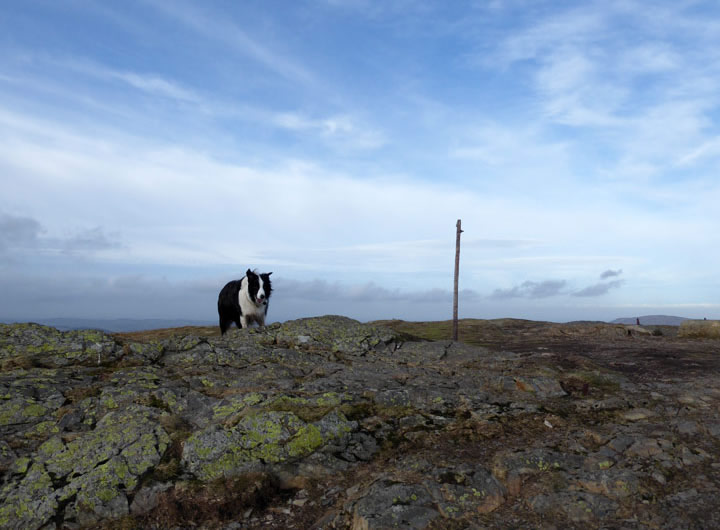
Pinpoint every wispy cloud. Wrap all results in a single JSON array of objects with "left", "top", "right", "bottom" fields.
[
  {"left": 490, "top": 280, "right": 567, "bottom": 300},
  {"left": 2, "top": 53, "right": 203, "bottom": 104},
  {"left": 279, "top": 278, "right": 480, "bottom": 304},
  {"left": 4, "top": 52, "right": 386, "bottom": 152},
  {"left": 0, "top": 212, "right": 43, "bottom": 250},
  {"left": 573, "top": 279, "right": 625, "bottom": 297},
  {"left": 108, "top": 70, "right": 200, "bottom": 102},
  {"left": 600, "top": 269, "right": 623, "bottom": 279},
  {"left": 142, "top": 0, "right": 314, "bottom": 85},
  {"left": 677, "top": 137, "right": 720, "bottom": 166},
  {"left": 0, "top": 212, "right": 120, "bottom": 259},
  {"left": 463, "top": 238, "right": 538, "bottom": 249},
  {"left": 450, "top": 122, "right": 569, "bottom": 168},
  {"left": 572, "top": 269, "right": 625, "bottom": 297},
  {"left": 489, "top": 268, "right": 628, "bottom": 300},
  {"left": 63, "top": 227, "right": 121, "bottom": 253},
  {"left": 487, "top": 0, "right": 720, "bottom": 182},
  {"left": 273, "top": 112, "right": 386, "bottom": 150}
]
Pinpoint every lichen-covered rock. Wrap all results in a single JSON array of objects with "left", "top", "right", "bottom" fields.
[
  {"left": 182, "top": 410, "right": 356, "bottom": 481},
  {"left": 120, "top": 340, "right": 166, "bottom": 364},
  {"left": 0, "top": 405, "right": 169, "bottom": 528},
  {"left": 0, "top": 462, "right": 58, "bottom": 530},
  {"left": 0, "top": 323, "right": 122, "bottom": 367},
  {"left": 0, "top": 396, "right": 53, "bottom": 428},
  {"left": 268, "top": 315, "right": 403, "bottom": 355},
  {"left": 0, "top": 368, "right": 74, "bottom": 449}
]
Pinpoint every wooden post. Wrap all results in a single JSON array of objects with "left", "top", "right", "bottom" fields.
[{"left": 453, "top": 219, "right": 463, "bottom": 341}]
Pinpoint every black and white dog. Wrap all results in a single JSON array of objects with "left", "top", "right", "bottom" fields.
[{"left": 217, "top": 269, "right": 273, "bottom": 334}]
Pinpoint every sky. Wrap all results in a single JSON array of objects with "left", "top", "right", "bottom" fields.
[{"left": 2, "top": 0, "right": 720, "bottom": 325}]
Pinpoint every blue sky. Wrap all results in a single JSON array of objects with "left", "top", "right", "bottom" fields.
[{"left": 2, "top": 0, "right": 719, "bottom": 324}]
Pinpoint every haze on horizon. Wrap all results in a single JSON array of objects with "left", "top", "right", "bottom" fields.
[{"left": 2, "top": 1, "right": 719, "bottom": 325}]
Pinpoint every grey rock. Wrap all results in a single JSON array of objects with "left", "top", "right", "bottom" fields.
[
  {"left": 339, "top": 432, "right": 378, "bottom": 462},
  {"left": 607, "top": 434, "right": 635, "bottom": 454},
  {"left": 429, "top": 466, "right": 506, "bottom": 515},
  {"left": 529, "top": 491, "right": 618, "bottom": 522},
  {"left": 708, "top": 422, "right": 720, "bottom": 438},
  {"left": 0, "top": 440, "right": 17, "bottom": 472},
  {"left": 350, "top": 481, "right": 440, "bottom": 529},
  {"left": 130, "top": 482, "right": 173, "bottom": 516},
  {"left": 676, "top": 419, "right": 699, "bottom": 435}
]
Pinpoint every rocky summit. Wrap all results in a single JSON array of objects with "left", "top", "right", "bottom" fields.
[{"left": 1, "top": 316, "right": 719, "bottom": 529}]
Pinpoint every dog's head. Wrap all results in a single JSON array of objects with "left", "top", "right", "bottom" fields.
[{"left": 246, "top": 269, "right": 273, "bottom": 305}]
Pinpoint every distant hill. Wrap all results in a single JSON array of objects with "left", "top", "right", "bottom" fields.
[
  {"left": 611, "top": 315, "right": 689, "bottom": 326},
  {"left": 0, "top": 318, "right": 215, "bottom": 332},
  {"left": 1, "top": 315, "right": 694, "bottom": 331}
]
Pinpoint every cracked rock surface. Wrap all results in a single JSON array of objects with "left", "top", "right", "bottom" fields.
[{"left": 1, "top": 317, "right": 719, "bottom": 529}]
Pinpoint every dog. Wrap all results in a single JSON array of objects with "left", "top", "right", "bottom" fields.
[{"left": 217, "top": 269, "right": 273, "bottom": 334}]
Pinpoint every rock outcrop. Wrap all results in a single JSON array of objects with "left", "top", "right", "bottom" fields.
[{"left": 1, "top": 316, "right": 719, "bottom": 529}]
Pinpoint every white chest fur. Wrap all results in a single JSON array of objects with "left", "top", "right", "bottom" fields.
[{"left": 237, "top": 277, "right": 267, "bottom": 327}]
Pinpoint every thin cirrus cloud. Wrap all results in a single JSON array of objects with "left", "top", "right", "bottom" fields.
[
  {"left": 100, "top": 68, "right": 201, "bottom": 103},
  {"left": 141, "top": 0, "right": 314, "bottom": 86},
  {"left": 29, "top": 55, "right": 382, "bottom": 152},
  {"left": 48, "top": 57, "right": 202, "bottom": 103}
]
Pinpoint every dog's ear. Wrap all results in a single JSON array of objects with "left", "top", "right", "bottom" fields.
[
  {"left": 267, "top": 272, "right": 273, "bottom": 276},
  {"left": 246, "top": 268, "right": 252, "bottom": 277}
]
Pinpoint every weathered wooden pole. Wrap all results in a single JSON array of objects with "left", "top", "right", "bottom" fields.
[{"left": 453, "top": 219, "right": 463, "bottom": 341}]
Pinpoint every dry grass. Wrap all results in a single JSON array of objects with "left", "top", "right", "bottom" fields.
[
  {"left": 1, "top": 355, "right": 37, "bottom": 371},
  {"left": 138, "top": 473, "right": 287, "bottom": 528},
  {"left": 64, "top": 384, "right": 103, "bottom": 403},
  {"left": 113, "top": 318, "right": 538, "bottom": 347},
  {"left": 372, "top": 318, "right": 541, "bottom": 347},
  {"left": 113, "top": 325, "right": 220, "bottom": 343}
]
